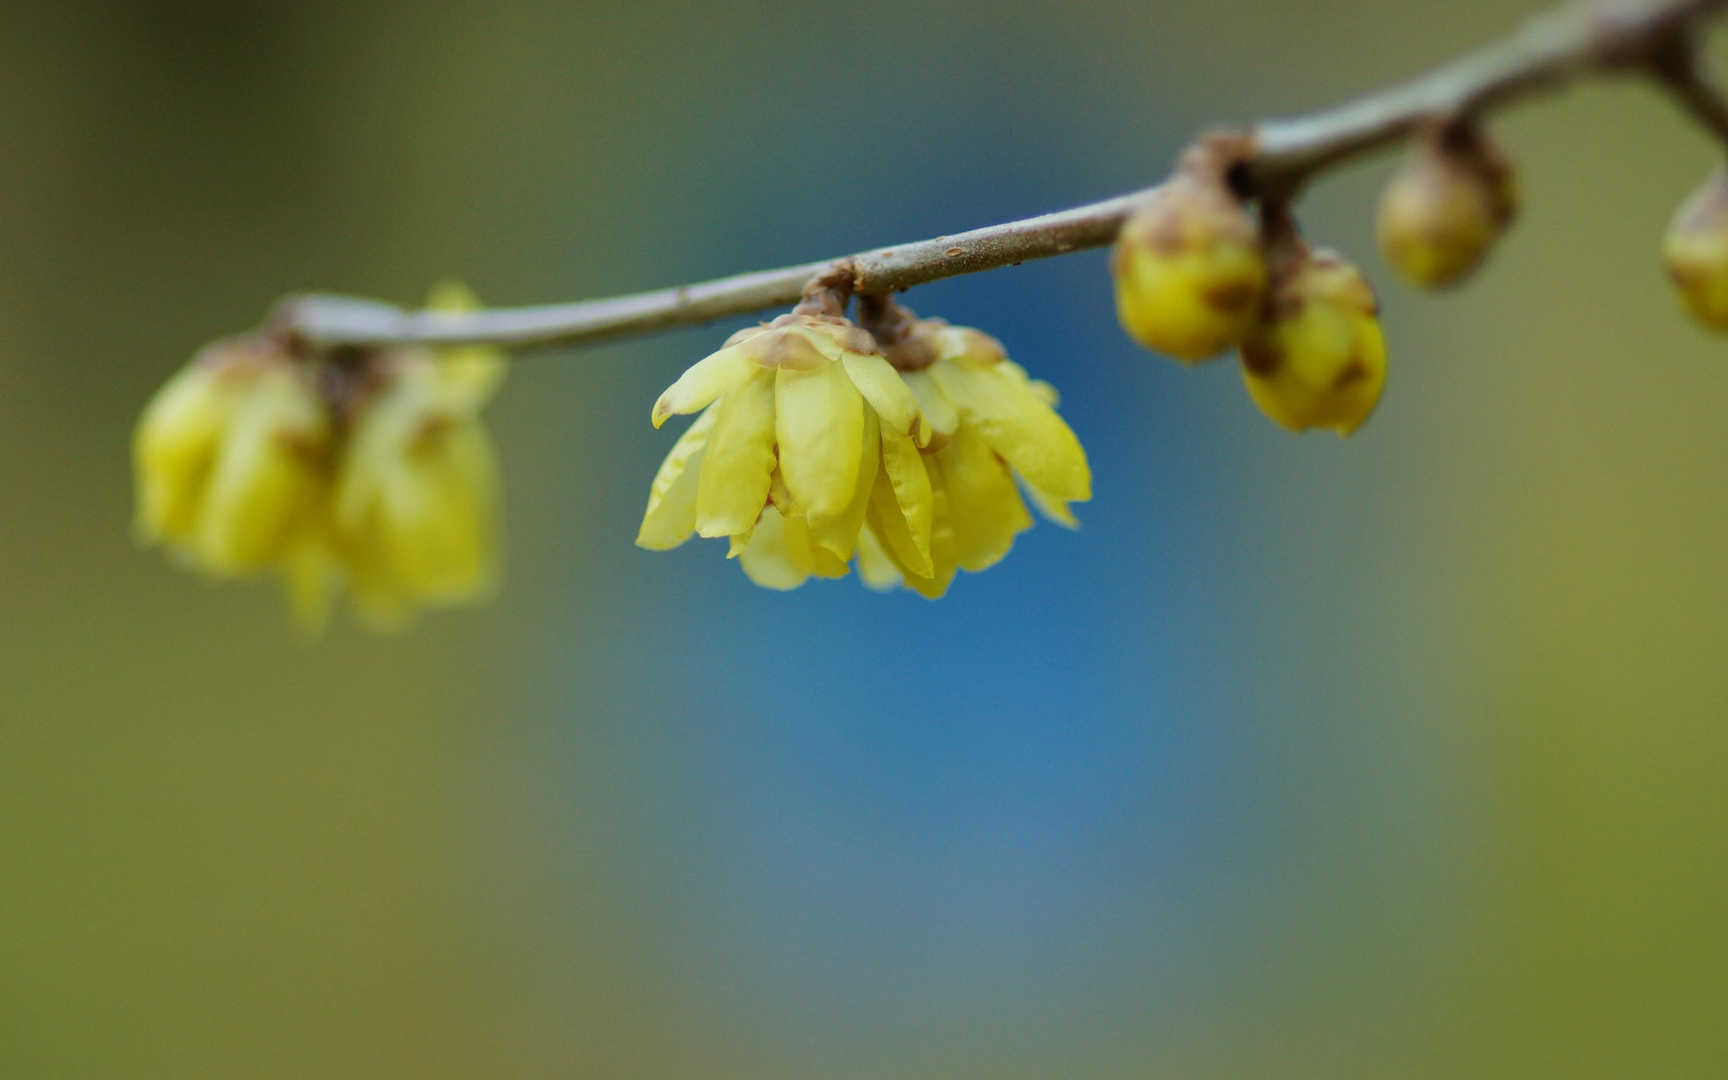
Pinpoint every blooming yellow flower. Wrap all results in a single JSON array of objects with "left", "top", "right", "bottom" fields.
[
  {"left": 1238, "top": 250, "right": 1386, "bottom": 436},
  {"left": 638, "top": 312, "right": 930, "bottom": 589},
  {"left": 859, "top": 320, "right": 1091, "bottom": 598},
  {"left": 133, "top": 338, "right": 331, "bottom": 581}
]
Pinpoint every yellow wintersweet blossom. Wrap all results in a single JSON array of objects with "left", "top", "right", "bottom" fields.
[
  {"left": 320, "top": 283, "right": 507, "bottom": 629},
  {"left": 637, "top": 311, "right": 930, "bottom": 590},
  {"left": 859, "top": 320, "right": 1091, "bottom": 599},
  {"left": 1238, "top": 250, "right": 1387, "bottom": 436},
  {"left": 133, "top": 337, "right": 331, "bottom": 587},
  {"left": 133, "top": 282, "right": 507, "bottom": 631}
]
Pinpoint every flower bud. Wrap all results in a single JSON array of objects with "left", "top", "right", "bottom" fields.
[
  {"left": 1376, "top": 125, "right": 1517, "bottom": 288},
  {"left": 1112, "top": 146, "right": 1266, "bottom": 363},
  {"left": 1239, "top": 248, "right": 1386, "bottom": 436},
  {"left": 1663, "top": 167, "right": 1728, "bottom": 330}
]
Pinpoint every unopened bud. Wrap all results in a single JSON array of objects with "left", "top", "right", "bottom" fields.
[
  {"left": 1377, "top": 125, "right": 1517, "bottom": 289},
  {"left": 1112, "top": 140, "right": 1266, "bottom": 362},
  {"left": 1663, "top": 166, "right": 1728, "bottom": 330},
  {"left": 1239, "top": 247, "right": 1386, "bottom": 436}
]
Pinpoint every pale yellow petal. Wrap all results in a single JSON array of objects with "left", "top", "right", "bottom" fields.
[
  {"left": 1020, "top": 478, "right": 1080, "bottom": 529},
  {"left": 775, "top": 362, "right": 862, "bottom": 524},
  {"left": 635, "top": 408, "right": 717, "bottom": 551},
  {"left": 876, "top": 427, "right": 933, "bottom": 574},
  {"left": 426, "top": 281, "right": 507, "bottom": 411},
  {"left": 376, "top": 419, "right": 502, "bottom": 601},
  {"left": 855, "top": 525, "right": 901, "bottom": 592},
  {"left": 280, "top": 533, "right": 336, "bottom": 636},
  {"left": 842, "top": 352, "right": 926, "bottom": 445},
  {"left": 652, "top": 344, "right": 757, "bottom": 428},
  {"left": 898, "top": 460, "right": 957, "bottom": 600},
  {"left": 694, "top": 371, "right": 776, "bottom": 538},
  {"left": 194, "top": 373, "right": 330, "bottom": 574},
  {"left": 901, "top": 370, "right": 958, "bottom": 445},
  {"left": 808, "top": 408, "right": 879, "bottom": 562},
  {"left": 928, "top": 359, "right": 1091, "bottom": 502},
  {"left": 935, "top": 425, "right": 1032, "bottom": 573},
  {"left": 738, "top": 506, "right": 812, "bottom": 590}
]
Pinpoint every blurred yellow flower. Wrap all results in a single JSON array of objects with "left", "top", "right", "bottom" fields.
[
  {"left": 133, "top": 337, "right": 331, "bottom": 583},
  {"left": 133, "top": 283, "right": 507, "bottom": 631}
]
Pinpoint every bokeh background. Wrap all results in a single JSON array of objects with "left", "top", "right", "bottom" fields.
[{"left": 5, "top": 0, "right": 1727, "bottom": 1075}]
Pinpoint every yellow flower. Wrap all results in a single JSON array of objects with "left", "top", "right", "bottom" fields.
[
  {"left": 133, "top": 338, "right": 331, "bottom": 580},
  {"left": 638, "top": 312, "right": 928, "bottom": 588},
  {"left": 860, "top": 321, "right": 1091, "bottom": 599},
  {"left": 1377, "top": 126, "right": 1517, "bottom": 289},
  {"left": 325, "top": 287, "right": 506, "bottom": 629},
  {"left": 134, "top": 282, "right": 507, "bottom": 632},
  {"left": 1664, "top": 167, "right": 1728, "bottom": 330},
  {"left": 1239, "top": 250, "right": 1387, "bottom": 436},
  {"left": 1112, "top": 173, "right": 1266, "bottom": 363}
]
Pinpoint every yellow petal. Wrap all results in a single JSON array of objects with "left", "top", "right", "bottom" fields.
[
  {"left": 934, "top": 425, "right": 1032, "bottom": 573},
  {"left": 855, "top": 525, "right": 901, "bottom": 592},
  {"left": 775, "top": 362, "right": 862, "bottom": 524},
  {"left": 842, "top": 352, "right": 926, "bottom": 445},
  {"left": 738, "top": 506, "right": 812, "bottom": 590},
  {"left": 808, "top": 408, "right": 879, "bottom": 562},
  {"left": 695, "top": 370, "right": 776, "bottom": 538},
  {"left": 875, "top": 427, "right": 934, "bottom": 575},
  {"left": 636, "top": 408, "right": 717, "bottom": 551},
  {"left": 1020, "top": 478, "right": 1080, "bottom": 529},
  {"left": 194, "top": 372, "right": 330, "bottom": 574},
  {"left": 901, "top": 370, "right": 958, "bottom": 445},
  {"left": 280, "top": 532, "right": 336, "bottom": 636},
  {"left": 376, "top": 419, "right": 502, "bottom": 601},
  {"left": 898, "top": 461, "right": 957, "bottom": 600},
  {"left": 928, "top": 359, "right": 1090, "bottom": 502},
  {"left": 652, "top": 344, "right": 757, "bottom": 428},
  {"left": 426, "top": 281, "right": 506, "bottom": 411}
]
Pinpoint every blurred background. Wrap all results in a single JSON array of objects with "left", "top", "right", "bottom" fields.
[{"left": 5, "top": 0, "right": 1727, "bottom": 1075}]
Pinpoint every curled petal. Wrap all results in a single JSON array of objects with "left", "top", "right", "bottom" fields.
[
  {"left": 695, "top": 370, "right": 777, "bottom": 538},
  {"left": 928, "top": 360, "right": 1090, "bottom": 502},
  {"left": 842, "top": 353, "right": 927, "bottom": 445},
  {"left": 636, "top": 407, "right": 717, "bottom": 550},
  {"left": 901, "top": 370, "right": 958, "bottom": 446},
  {"left": 873, "top": 427, "right": 934, "bottom": 576},
  {"left": 652, "top": 344, "right": 756, "bottom": 428}
]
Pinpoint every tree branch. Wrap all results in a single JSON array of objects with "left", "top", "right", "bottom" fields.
[{"left": 282, "top": 0, "right": 1726, "bottom": 353}]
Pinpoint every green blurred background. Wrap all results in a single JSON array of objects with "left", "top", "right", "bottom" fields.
[{"left": 5, "top": 0, "right": 1728, "bottom": 1075}]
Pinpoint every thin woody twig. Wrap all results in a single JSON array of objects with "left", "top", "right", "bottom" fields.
[{"left": 283, "top": 0, "right": 1726, "bottom": 353}]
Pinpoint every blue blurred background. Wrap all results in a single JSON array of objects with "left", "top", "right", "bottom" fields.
[{"left": 5, "top": 0, "right": 1727, "bottom": 1075}]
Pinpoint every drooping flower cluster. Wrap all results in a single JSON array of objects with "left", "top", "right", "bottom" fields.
[
  {"left": 637, "top": 298, "right": 1090, "bottom": 596},
  {"left": 133, "top": 284, "right": 506, "bottom": 630}
]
